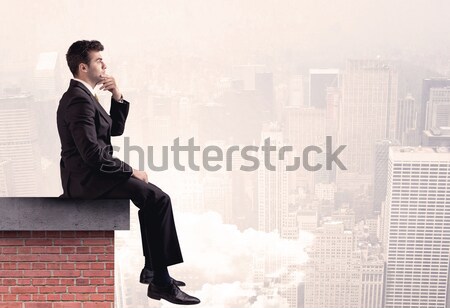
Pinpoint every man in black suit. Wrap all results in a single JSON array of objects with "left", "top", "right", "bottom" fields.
[{"left": 57, "top": 40, "right": 200, "bottom": 305}]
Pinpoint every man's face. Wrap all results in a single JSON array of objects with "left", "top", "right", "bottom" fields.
[{"left": 86, "top": 51, "right": 106, "bottom": 85}]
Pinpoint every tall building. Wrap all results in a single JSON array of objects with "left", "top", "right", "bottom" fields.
[
  {"left": 397, "top": 94, "right": 417, "bottom": 145},
  {"left": 373, "top": 139, "right": 395, "bottom": 212},
  {"left": 425, "top": 87, "right": 450, "bottom": 130},
  {"left": 304, "top": 221, "right": 361, "bottom": 308},
  {"left": 257, "top": 123, "right": 289, "bottom": 235},
  {"left": 283, "top": 106, "right": 326, "bottom": 192},
  {"left": 383, "top": 146, "right": 450, "bottom": 308},
  {"left": 419, "top": 78, "right": 450, "bottom": 136},
  {"left": 361, "top": 259, "right": 384, "bottom": 308},
  {"left": 0, "top": 93, "right": 41, "bottom": 196},
  {"left": 338, "top": 59, "right": 398, "bottom": 182},
  {"left": 309, "top": 69, "right": 340, "bottom": 109}
]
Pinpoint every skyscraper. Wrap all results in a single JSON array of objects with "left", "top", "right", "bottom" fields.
[
  {"left": 373, "top": 139, "right": 394, "bottom": 212},
  {"left": 383, "top": 146, "right": 450, "bottom": 308},
  {"left": 338, "top": 59, "right": 398, "bottom": 182},
  {"left": 309, "top": 69, "right": 340, "bottom": 109},
  {"left": 419, "top": 78, "right": 450, "bottom": 136},
  {"left": 0, "top": 92, "right": 41, "bottom": 196},
  {"left": 304, "top": 221, "right": 361, "bottom": 308},
  {"left": 397, "top": 94, "right": 417, "bottom": 145},
  {"left": 257, "top": 123, "right": 289, "bottom": 235},
  {"left": 425, "top": 87, "right": 450, "bottom": 130}
]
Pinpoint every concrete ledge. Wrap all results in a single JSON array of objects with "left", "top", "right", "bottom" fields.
[{"left": 0, "top": 197, "right": 130, "bottom": 231}]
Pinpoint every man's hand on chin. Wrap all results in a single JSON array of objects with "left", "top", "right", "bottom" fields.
[
  {"left": 99, "top": 74, "right": 122, "bottom": 101},
  {"left": 132, "top": 169, "right": 148, "bottom": 183}
]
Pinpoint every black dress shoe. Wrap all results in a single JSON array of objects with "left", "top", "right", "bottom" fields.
[
  {"left": 139, "top": 268, "right": 186, "bottom": 286},
  {"left": 148, "top": 282, "right": 200, "bottom": 305}
]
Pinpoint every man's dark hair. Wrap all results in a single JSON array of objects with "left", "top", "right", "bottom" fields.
[{"left": 66, "top": 40, "right": 104, "bottom": 76}]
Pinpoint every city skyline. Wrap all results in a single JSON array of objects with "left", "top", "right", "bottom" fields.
[{"left": 1, "top": 1, "right": 450, "bottom": 307}]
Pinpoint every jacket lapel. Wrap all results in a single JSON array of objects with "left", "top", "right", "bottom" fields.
[{"left": 70, "top": 80, "right": 112, "bottom": 127}]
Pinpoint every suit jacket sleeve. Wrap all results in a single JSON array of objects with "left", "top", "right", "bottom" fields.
[
  {"left": 65, "top": 97, "right": 133, "bottom": 176},
  {"left": 110, "top": 97, "right": 130, "bottom": 136}
]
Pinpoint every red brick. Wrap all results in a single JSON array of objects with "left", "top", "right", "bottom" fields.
[
  {"left": 39, "top": 286, "right": 67, "bottom": 293},
  {"left": 75, "top": 247, "right": 90, "bottom": 254},
  {"left": 24, "top": 239, "right": 53, "bottom": 246},
  {"left": 0, "top": 286, "right": 9, "bottom": 293},
  {"left": 30, "top": 231, "right": 47, "bottom": 238},
  {"left": 54, "top": 303, "right": 81, "bottom": 308},
  {"left": 104, "top": 278, "right": 114, "bottom": 285},
  {"left": 0, "top": 239, "right": 24, "bottom": 246},
  {"left": 31, "top": 294, "right": 46, "bottom": 301},
  {"left": 3, "top": 279, "right": 16, "bottom": 286},
  {"left": 90, "top": 247, "right": 105, "bottom": 254},
  {"left": 10, "top": 286, "right": 39, "bottom": 294},
  {"left": 52, "top": 270, "right": 81, "bottom": 278},
  {"left": 2, "top": 294, "right": 17, "bottom": 301},
  {"left": 61, "top": 263, "right": 75, "bottom": 270},
  {"left": 97, "top": 255, "right": 114, "bottom": 262},
  {"left": 68, "top": 286, "right": 96, "bottom": 293},
  {"left": 10, "top": 254, "right": 39, "bottom": 262},
  {"left": 89, "top": 278, "right": 104, "bottom": 285},
  {"left": 89, "top": 293, "right": 105, "bottom": 301},
  {"left": 61, "top": 293, "right": 76, "bottom": 301},
  {"left": 59, "top": 278, "right": 75, "bottom": 286},
  {"left": 75, "top": 293, "right": 89, "bottom": 301},
  {"left": 24, "top": 303, "right": 53, "bottom": 308},
  {"left": 18, "top": 294, "right": 32, "bottom": 301},
  {"left": 97, "top": 286, "right": 114, "bottom": 293},
  {"left": 22, "top": 270, "right": 52, "bottom": 277},
  {"left": 60, "top": 231, "right": 76, "bottom": 238},
  {"left": 105, "top": 263, "right": 114, "bottom": 270},
  {"left": 47, "top": 263, "right": 61, "bottom": 270},
  {"left": 87, "top": 231, "right": 107, "bottom": 237},
  {"left": 39, "top": 255, "right": 67, "bottom": 262},
  {"left": 83, "top": 239, "right": 112, "bottom": 246},
  {"left": 75, "top": 278, "right": 89, "bottom": 286},
  {"left": 0, "top": 303, "right": 21, "bottom": 308},
  {"left": 2, "top": 247, "right": 18, "bottom": 254},
  {"left": 0, "top": 270, "right": 23, "bottom": 277},
  {"left": 105, "top": 246, "right": 114, "bottom": 253},
  {"left": 3, "top": 263, "right": 17, "bottom": 270},
  {"left": 45, "top": 231, "right": 61, "bottom": 238},
  {"left": 105, "top": 294, "right": 114, "bottom": 301},
  {"left": 53, "top": 239, "right": 82, "bottom": 246},
  {"left": 44, "top": 279, "right": 62, "bottom": 286},
  {"left": 45, "top": 294, "right": 61, "bottom": 301},
  {"left": 30, "top": 247, "right": 46, "bottom": 254},
  {"left": 18, "top": 263, "right": 32, "bottom": 270},
  {"left": 90, "top": 263, "right": 105, "bottom": 270},
  {"left": 68, "top": 255, "right": 97, "bottom": 262},
  {"left": 31, "top": 278, "right": 46, "bottom": 285},
  {"left": 83, "top": 304, "right": 113, "bottom": 308},
  {"left": 17, "top": 247, "right": 32, "bottom": 254},
  {"left": 61, "top": 247, "right": 76, "bottom": 254},
  {"left": 0, "top": 255, "right": 11, "bottom": 262},
  {"left": 17, "top": 278, "right": 31, "bottom": 285},
  {"left": 32, "top": 263, "right": 47, "bottom": 270},
  {"left": 75, "top": 263, "right": 90, "bottom": 270},
  {"left": 83, "top": 270, "right": 111, "bottom": 277}
]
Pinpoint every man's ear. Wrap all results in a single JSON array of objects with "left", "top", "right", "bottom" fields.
[{"left": 79, "top": 63, "right": 88, "bottom": 73}]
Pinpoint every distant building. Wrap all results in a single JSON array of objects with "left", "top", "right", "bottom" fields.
[{"left": 383, "top": 146, "right": 450, "bottom": 308}]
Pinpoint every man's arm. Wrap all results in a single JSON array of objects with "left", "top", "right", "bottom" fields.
[
  {"left": 66, "top": 96, "right": 133, "bottom": 176},
  {"left": 110, "top": 97, "right": 130, "bottom": 136}
]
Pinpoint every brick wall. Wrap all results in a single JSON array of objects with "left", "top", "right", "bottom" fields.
[{"left": 0, "top": 231, "right": 114, "bottom": 308}]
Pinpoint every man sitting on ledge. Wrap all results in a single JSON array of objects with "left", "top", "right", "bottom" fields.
[{"left": 57, "top": 40, "right": 200, "bottom": 305}]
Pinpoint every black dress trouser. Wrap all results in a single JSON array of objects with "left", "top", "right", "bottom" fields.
[{"left": 100, "top": 177, "right": 183, "bottom": 269}]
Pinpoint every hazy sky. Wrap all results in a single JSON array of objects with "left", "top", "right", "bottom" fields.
[{"left": 1, "top": 0, "right": 450, "bottom": 69}]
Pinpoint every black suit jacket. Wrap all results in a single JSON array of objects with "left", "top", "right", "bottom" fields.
[{"left": 57, "top": 79, "right": 133, "bottom": 198}]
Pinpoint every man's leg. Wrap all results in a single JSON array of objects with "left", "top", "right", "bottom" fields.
[{"left": 100, "top": 177, "right": 199, "bottom": 304}]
